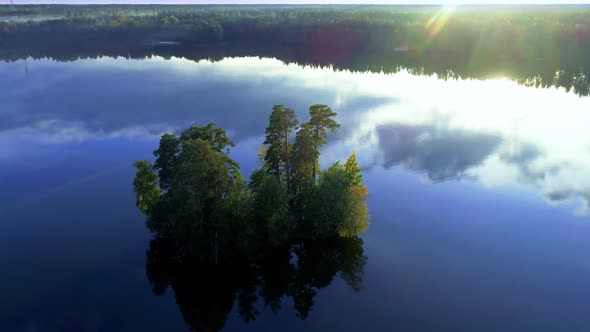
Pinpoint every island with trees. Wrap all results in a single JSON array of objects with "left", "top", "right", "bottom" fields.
[
  {"left": 133, "top": 103, "right": 369, "bottom": 249},
  {"left": 133, "top": 104, "right": 369, "bottom": 330}
]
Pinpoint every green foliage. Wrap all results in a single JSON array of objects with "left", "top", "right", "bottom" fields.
[
  {"left": 292, "top": 125, "right": 317, "bottom": 194},
  {"left": 132, "top": 160, "right": 162, "bottom": 215},
  {"left": 137, "top": 124, "right": 248, "bottom": 257},
  {"left": 305, "top": 104, "right": 340, "bottom": 178},
  {"left": 153, "top": 133, "right": 179, "bottom": 190},
  {"left": 249, "top": 169, "right": 294, "bottom": 246},
  {"left": 171, "top": 137, "right": 243, "bottom": 223},
  {"left": 180, "top": 123, "right": 236, "bottom": 154},
  {"left": 339, "top": 154, "right": 369, "bottom": 238},
  {"left": 305, "top": 156, "right": 369, "bottom": 240},
  {"left": 306, "top": 162, "right": 351, "bottom": 239},
  {"left": 133, "top": 108, "right": 368, "bottom": 253},
  {"left": 344, "top": 153, "right": 363, "bottom": 186},
  {"left": 263, "top": 105, "right": 298, "bottom": 192},
  {"left": 338, "top": 185, "right": 370, "bottom": 238},
  {"left": 308, "top": 105, "right": 340, "bottom": 141},
  {"left": 209, "top": 183, "right": 255, "bottom": 249},
  {"left": 173, "top": 140, "right": 222, "bottom": 216}
]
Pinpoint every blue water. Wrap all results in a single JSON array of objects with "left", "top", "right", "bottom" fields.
[{"left": 2, "top": 56, "right": 590, "bottom": 331}]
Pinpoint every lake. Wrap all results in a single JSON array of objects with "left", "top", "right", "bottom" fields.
[{"left": 2, "top": 56, "right": 590, "bottom": 331}]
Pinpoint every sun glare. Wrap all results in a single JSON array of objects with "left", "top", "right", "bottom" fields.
[{"left": 425, "top": 4, "right": 457, "bottom": 42}]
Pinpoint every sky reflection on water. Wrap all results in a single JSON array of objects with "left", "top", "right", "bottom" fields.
[{"left": 2, "top": 56, "right": 589, "bottom": 214}]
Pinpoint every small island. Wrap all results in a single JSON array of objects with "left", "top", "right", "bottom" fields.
[
  {"left": 133, "top": 104, "right": 369, "bottom": 254},
  {"left": 133, "top": 104, "right": 370, "bottom": 329}
]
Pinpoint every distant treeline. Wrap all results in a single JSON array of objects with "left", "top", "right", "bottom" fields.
[
  {"left": 0, "top": 8, "right": 40, "bottom": 16},
  {"left": 2, "top": 5, "right": 590, "bottom": 94}
]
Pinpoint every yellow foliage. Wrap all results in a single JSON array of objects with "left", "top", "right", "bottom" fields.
[
  {"left": 338, "top": 185, "right": 370, "bottom": 238},
  {"left": 257, "top": 145, "right": 268, "bottom": 160}
]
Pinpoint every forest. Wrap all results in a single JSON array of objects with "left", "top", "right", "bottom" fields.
[{"left": 2, "top": 5, "right": 590, "bottom": 95}]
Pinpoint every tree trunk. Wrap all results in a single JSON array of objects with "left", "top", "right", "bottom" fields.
[
  {"left": 312, "top": 126, "right": 319, "bottom": 179},
  {"left": 312, "top": 144, "right": 318, "bottom": 179},
  {"left": 284, "top": 124, "right": 290, "bottom": 193}
]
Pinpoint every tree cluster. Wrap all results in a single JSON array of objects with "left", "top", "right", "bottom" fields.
[
  {"left": 133, "top": 105, "right": 369, "bottom": 331},
  {"left": 133, "top": 105, "right": 369, "bottom": 257},
  {"left": 254, "top": 104, "right": 369, "bottom": 243}
]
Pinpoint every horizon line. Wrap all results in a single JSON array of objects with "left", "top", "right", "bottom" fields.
[
  {"left": 4, "top": 3, "right": 590, "bottom": 5},
  {"left": 3, "top": 1, "right": 590, "bottom": 6}
]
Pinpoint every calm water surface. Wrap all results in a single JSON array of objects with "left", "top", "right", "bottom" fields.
[{"left": 2, "top": 56, "right": 590, "bottom": 331}]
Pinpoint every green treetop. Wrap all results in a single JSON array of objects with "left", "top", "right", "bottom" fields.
[
  {"left": 263, "top": 105, "right": 298, "bottom": 192},
  {"left": 305, "top": 104, "right": 340, "bottom": 178}
]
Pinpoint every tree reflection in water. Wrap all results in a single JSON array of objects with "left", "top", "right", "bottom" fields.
[{"left": 145, "top": 235, "right": 366, "bottom": 332}]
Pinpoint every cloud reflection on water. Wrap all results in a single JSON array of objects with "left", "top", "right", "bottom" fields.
[{"left": 1, "top": 56, "right": 589, "bottom": 213}]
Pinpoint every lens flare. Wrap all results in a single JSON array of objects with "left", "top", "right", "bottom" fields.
[{"left": 425, "top": 5, "right": 457, "bottom": 42}]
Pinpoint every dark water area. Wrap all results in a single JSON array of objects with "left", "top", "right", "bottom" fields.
[{"left": 2, "top": 56, "right": 590, "bottom": 331}]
